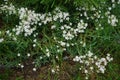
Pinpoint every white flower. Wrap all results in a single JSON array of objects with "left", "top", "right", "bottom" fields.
[
  {"left": 17, "top": 53, "right": 20, "bottom": 56},
  {"left": 108, "top": 15, "right": 118, "bottom": 26},
  {"left": 83, "top": 42, "right": 86, "bottom": 47},
  {"left": 85, "top": 61, "right": 90, "bottom": 65},
  {"left": 94, "top": 56, "right": 97, "bottom": 59},
  {"left": 40, "top": 56, "right": 43, "bottom": 59},
  {"left": 46, "top": 52, "right": 50, "bottom": 57},
  {"left": 18, "top": 63, "right": 21, "bottom": 66},
  {"left": 60, "top": 41, "right": 66, "bottom": 46},
  {"left": 46, "top": 49, "right": 49, "bottom": 52},
  {"left": 84, "top": 12, "right": 87, "bottom": 17},
  {"left": 0, "top": 38, "right": 4, "bottom": 43},
  {"left": 33, "top": 39, "right": 37, "bottom": 43},
  {"left": 84, "top": 70, "right": 88, "bottom": 73},
  {"left": 95, "top": 62, "right": 99, "bottom": 66},
  {"left": 87, "top": 51, "right": 93, "bottom": 57},
  {"left": 90, "top": 67, "right": 93, "bottom": 70},
  {"left": 112, "top": 0, "right": 115, "bottom": 3},
  {"left": 57, "top": 49, "right": 60, "bottom": 53},
  {"left": 38, "top": 23, "right": 42, "bottom": 26},
  {"left": 6, "top": 30, "right": 10, "bottom": 34},
  {"left": 99, "top": 67, "right": 105, "bottom": 73},
  {"left": 21, "top": 65, "right": 24, "bottom": 68},
  {"left": 63, "top": 48, "right": 66, "bottom": 51},
  {"left": 118, "top": 0, "right": 120, "bottom": 4},
  {"left": 100, "top": 58, "right": 107, "bottom": 66},
  {"left": 73, "top": 56, "right": 80, "bottom": 62},
  {"left": 63, "top": 30, "right": 66, "bottom": 34},
  {"left": 61, "top": 26, "right": 64, "bottom": 30},
  {"left": 66, "top": 43, "right": 70, "bottom": 47},
  {"left": 33, "top": 44, "right": 36, "bottom": 47},
  {"left": 27, "top": 53, "right": 30, "bottom": 57},
  {"left": 33, "top": 68, "right": 37, "bottom": 71},
  {"left": 51, "top": 69, "right": 55, "bottom": 73},
  {"left": 79, "top": 68, "right": 82, "bottom": 70},
  {"left": 106, "top": 54, "right": 113, "bottom": 61},
  {"left": 51, "top": 25, "right": 56, "bottom": 29},
  {"left": 85, "top": 77, "right": 88, "bottom": 80}
]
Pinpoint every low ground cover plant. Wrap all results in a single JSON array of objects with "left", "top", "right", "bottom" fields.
[{"left": 0, "top": 0, "right": 120, "bottom": 80}]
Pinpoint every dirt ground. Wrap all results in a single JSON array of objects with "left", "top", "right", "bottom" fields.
[{"left": 0, "top": 60, "right": 79, "bottom": 80}]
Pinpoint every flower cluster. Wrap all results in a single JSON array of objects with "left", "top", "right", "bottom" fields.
[
  {"left": 45, "top": 48, "right": 50, "bottom": 57},
  {"left": 15, "top": 8, "right": 39, "bottom": 36},
  {"left": 52, "top": 7, "right": 69, "bottom": 22},
  {"left": 60, "top": 20, "right": 87, "bottom": 40},
  {"left": 0, "top": 3, "right": 16, "bottom": 15},
  {"left": 51, "top": 10, "right": 88, "bottom": 50},
  {"left": 108, "top": 14, "right": 118, "bottom": 26},
  {"left": 73, "top": 51, "right": 113, "bottom": 79},
  {"left": 0, "top": 3, "right": 40, "bottom": 42},
  {"left": 51, "top": 65, "right": 60, "bottom": 74}
]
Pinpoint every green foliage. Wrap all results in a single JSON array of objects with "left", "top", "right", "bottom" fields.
[
  {"left": 0, "top": 69, "right": 11, "bottom": 80},
  {"left": 7, "top": 0, "right": 109, "bottom": 12}
]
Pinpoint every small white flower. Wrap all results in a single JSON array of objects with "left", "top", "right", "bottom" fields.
[
  {"left": 85, "top": 61, "right": 90, "bottom": 65},
  {"left": 18, "top": 63, "right": 21, "bottom": 66},
  {"left": 90, "top": 67, "right": 93, "bottom": 70},
  {"left": 84, "top": 70, "right": 88, "bottom": 73},
  {"left": 33, "top": 44, "right": 36, "bottom": 47},
  {"left": 85, "top": 76, "right": 88, "bottom": 80},
  {"left": 73, "top": 56, "right": 80, "bottom": 62},
  {"left": 0, "top": 38, "right": 4, "bottom": 43},
  {"left": 66, "top": 43, "right": 70, "bottom": 47},
  {"left": 56, "top": 56, "right": 59, "bottom": 59},
  {"left": 95, "top": 62, "right": 99, "bottom": 66},
  {"left": 107, "top": 54, "right": 110, "bottom": 56},
  {"left": 83, "top": 43, "right": 86, "bottom": 47},
  {"left": 51, "top": 69, "right": 55, "bottom": 73},
  {"left": 21, "top": 65, "right": 24, "bottom": 68},
  {"left": 17, "top": 53, "right": 20, "bottom": 56},
  {"left": 108, "top": 14, "right": 118, "bottom": 26},
  {"left": 51, "top": 25, "right": 56, "bottom": 29},
  {"left": 87, "top": 51, "right": 93, "bottom": 57},
  {"left": 46, "top": 49, "right": 49, "bottom": 52},
  {"left": 61, "top": 26, "right": 64, "bottom": 30},
  {"left": 118, "top": 0, "right": 120, "bottom": 4},
  {"left": 57, "top": 49, "right": 60, "bottom": 53},
  {"left": 46, "top": 52, "right": 50, "bottom": 57},
  {"left": 94, "top": 56, "right": 97, "bottom": 59},
  {"left": 40, "top": 56, "right": 43, "bottom": 59},
  {"left": 33, "top": 39, "right": 37, "bottom": 43},
  {"left": 38, "top": 23, "right": 42, "bottom": 26},
  {"left": 79, "top": 68, "right": 82, "bottom": 70},
  {"left": 60, "top": 41, "right": 66, "bottom": 46},
  {"left": 33, "top": 68, "right": 36, "bottom": 71},
  {"left": 112, "top": 0, "right": 115, "bottom": 3},
  {"left": 6, "top": 30, "right": 10, "bottom": 34},
  {"left": 27, "top": 53, "right": 30, "bottom": 57},
  {"left": 99, "top": 67, "right": 105, "bottom": 73}
]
